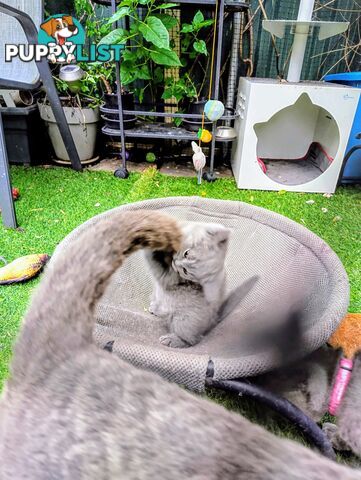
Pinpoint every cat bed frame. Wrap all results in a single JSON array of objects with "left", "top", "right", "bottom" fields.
[{"left": 53, "top": 197, "right": 349, "bottom": 459}]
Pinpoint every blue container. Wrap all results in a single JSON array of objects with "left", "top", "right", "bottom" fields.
[{"left": 324, "top": 72, "right": 361, "bottom": 183}]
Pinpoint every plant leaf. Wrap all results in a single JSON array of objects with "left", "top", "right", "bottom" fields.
[
  {"left": 107, "top": 7, "right": 130, "bottom": 24},
  {"left": 197, "top": 19, "right": 214, "bottom": 29},
  {"left": 192, "top": 10, "right": 204, "bottom": 27},
  {"left": 154, "top": 66, "right": 164, "bottom": 83},
  {"left": 134, "top": 87, "right": 145, "bottom": 103},
  {"left": 120, "top": 60, "right": 137, "bottom": 85},
  {"left": 139, "top": 16, "right": 170, "bottom": 49},
  {"left": 180, "top": 23, "right": 193, "bottom": 33},
  {"left": 138, "top": 0, "right": 149, "bottom": 4},
  {"left": 98, "top": 28, "right": 128, "bottom": 45},
  {"left": 193, "top": 40, "right": 207, "bottom": 55},
  {"left": 153, "top": 13, "right": 178, "bottom": 30},
  {"left": 136, "top": 64, "right": 152, "bottom": 80},
  {"left": 150, "top": 48, "right": 182, "bottom": 66},
  {"left": 122, "top": 48, "right": 137, "bottom": 61},
  {"left": 161, "top": 90, "right": 172, "bottom": 100},
  {"left": 130, "top": 22, "right": 139, "bottom": 34}
]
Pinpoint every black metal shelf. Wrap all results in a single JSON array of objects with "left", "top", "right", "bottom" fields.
[
  {"left": 94, "top": 0, "right": 248, "bottom": 10},
  {"left": 100, "top": 105, "right": 238, "bottom": 121},
  {"left": 102, "top": 122, "right": 235, "bottom": 142},
  {"left": 102, "top": 0, "right": 246, "bottom": 178},
  {"left": 103, "top": 123, "right": 198, "bottom": 140}
]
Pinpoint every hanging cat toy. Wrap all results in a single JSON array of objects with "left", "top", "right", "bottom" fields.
[
  {"left": 191, "top": 0, "right": 225, "bottom": 184},
  {"left": 328, "top": 313, "right": 361, "bottom": 416}
]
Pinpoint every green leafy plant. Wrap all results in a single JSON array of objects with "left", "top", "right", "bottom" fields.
[
  {"left": 100, "top": 0, "right": 181, "bottom": 103},
  {"left": 162, "top": 10, "right": 214, "bottom": 125},
  {"left": 53, "top": 62, "right": 112, "bottom": 107},
  {"left": 99, "top": 1, "right": 213, "bottom": 106},
  {"left": 74, "top": 0, "right": 112, "bottom": 44},
  {"left": 180, "top": 10, "right": 214, "bottom": 59},
  {"left": 162, "top": 74, "right": 197, "bottom": 103}
]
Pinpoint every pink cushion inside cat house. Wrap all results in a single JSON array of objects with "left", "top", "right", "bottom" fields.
[{"left": 53, "top": 197, "right": 349, "bottom": 392}]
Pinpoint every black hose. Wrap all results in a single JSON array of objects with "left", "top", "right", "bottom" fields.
[{"left": 206, "top": 377, "right": 336, "bottom": 460}]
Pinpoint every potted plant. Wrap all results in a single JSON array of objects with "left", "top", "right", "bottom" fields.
[
  {"left": 38, "top": 62, "right": 106, "bottom": 164},
  {"left": 97, "top": 1, "right": 214, "bottom": 133},
  {"left": 100, "top": 76, "right": 136, "bottom": 130},
  {"left": 99, "top": 0, "right": 182, "bottom": 107},
  {"left": 162, "top": 10, "right": 214, "bottom": 130},
  {"left": 73, "top": 0, "right": 136, "bottom": 130}
]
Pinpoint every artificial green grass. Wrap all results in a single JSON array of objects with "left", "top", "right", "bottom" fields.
[
  {"left": 0, "top": 167, "right": 138, "bottom": 385},
  {"left": 1, "top": 166, "right": 360, "bottom": 424}
]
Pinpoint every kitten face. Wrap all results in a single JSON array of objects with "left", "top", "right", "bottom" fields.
[{"left": 172, "top": 222, "right": 230, "bottom": 283}]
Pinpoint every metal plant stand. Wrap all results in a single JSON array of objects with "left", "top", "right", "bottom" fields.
[{"left": 96, "top": 0, "right": 249, "bottom": 180}]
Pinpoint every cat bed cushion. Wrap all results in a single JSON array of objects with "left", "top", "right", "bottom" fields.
[{"left": 53, "top": 197, "right": 349, "bottom": 392}]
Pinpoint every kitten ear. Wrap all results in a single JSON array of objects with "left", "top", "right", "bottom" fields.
[{"left": 206, "top": 224, "right": 230, "bottom": 246}]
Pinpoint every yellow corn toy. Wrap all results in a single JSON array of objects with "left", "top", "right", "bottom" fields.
[
  {"left": 0, "top": 254, "right": 50, "bottom": 285},
  {"left": 197, "top": 128, "right": 212, "bottom": 143}
]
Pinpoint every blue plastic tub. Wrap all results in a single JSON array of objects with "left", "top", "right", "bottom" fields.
[{"left": 324, "top": 72, "right": 361, "bottom": 183}]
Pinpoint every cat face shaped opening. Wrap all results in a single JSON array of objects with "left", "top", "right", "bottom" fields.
[{"left": 173, "top": 222, "right": 230, "bottom": 283}]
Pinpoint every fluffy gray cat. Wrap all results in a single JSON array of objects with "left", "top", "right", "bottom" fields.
[
  {"left": 256, "top": 346, "right": 361, "bottom": 458},
  {"left": 1, "top": 209, "right": 361, "bottom": 479},
  {"left": 146, "top": 221, "right": 254, "bottom": 348}
]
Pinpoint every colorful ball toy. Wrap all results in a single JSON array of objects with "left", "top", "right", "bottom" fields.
[{"left": 204, "top": 100, "right": 225, "bottom": 121}]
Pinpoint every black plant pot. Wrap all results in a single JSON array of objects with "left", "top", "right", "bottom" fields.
[
  {"left": 183, "top": 99, "right": 213, "bottom": 132},
  {"left": 101, "top": 92, "right": 136, "bottom": 130}
]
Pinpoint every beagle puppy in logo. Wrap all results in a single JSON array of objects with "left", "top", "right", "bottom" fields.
[{"left": 40, "top": 16, "right": 78, "bottom": 63}]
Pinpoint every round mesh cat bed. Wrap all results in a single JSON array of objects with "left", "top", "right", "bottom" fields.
[
  {"left": 53, "top": 197, "right": 349, "bottom": 458},
  {"left": 54, "top": 196, "right": 348, "bottom": 387}
]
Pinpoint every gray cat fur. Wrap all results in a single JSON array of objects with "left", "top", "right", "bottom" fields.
[
  {"left": 336, "top": 355, "right": 361, "bottom": 455},
  {"left": 256, "top": 347, "right": 361, "bottom": 458},
  {"left": 147, "top": 221, "right": 257, "bottom": 348},
  {"left": 1, "top": 210, "right": 361, "bottom": 479}
]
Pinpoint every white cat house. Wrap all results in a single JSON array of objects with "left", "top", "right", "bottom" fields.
[{"left": 231, "top": 78, "right": 360, "bottom": 193}]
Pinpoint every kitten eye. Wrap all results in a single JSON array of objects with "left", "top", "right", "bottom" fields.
[
  {"left": 183, "top": 249, "right": 190, "bottom": 258},
  {"left": 182, "top": 267, "right": 188, "bottom": 275}
]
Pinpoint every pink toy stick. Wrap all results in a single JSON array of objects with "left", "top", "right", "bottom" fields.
[{"left": 328, "top": 357, "right": 353, "bottom": 416}]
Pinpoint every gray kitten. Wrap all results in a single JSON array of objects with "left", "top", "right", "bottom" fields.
[
  {"left": 147, "top": 222, "right": 253, "bottom": 348},
  {"left": 1, "top": 209, "right": 361, "bottom": 479}
]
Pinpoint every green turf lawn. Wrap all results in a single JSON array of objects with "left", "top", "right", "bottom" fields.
[{"left": 1, "top": 165, "right": 360, "bottom": 453}]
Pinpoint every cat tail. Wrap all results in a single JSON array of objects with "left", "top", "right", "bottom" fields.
[
  {"left": 9, "top": 210, "right": 182, "bottom": 387},
  {"left": 217, "top": 275, "right": 259, "bottom": 322}
]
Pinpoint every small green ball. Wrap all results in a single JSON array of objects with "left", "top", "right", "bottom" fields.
[{"left": 146, "top": 152, "right": 156, "bottom": 163}]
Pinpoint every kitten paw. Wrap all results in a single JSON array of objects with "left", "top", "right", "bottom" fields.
[
  {"left": 322, "top": 422, "right": 351, "bottom": 452},
  {"left": 149, "top": 301, "right": 160, "bottom": 315},
  {"left": 159, "top": 334, "right": 188, "bottom": 348}
]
